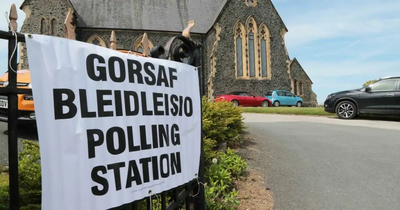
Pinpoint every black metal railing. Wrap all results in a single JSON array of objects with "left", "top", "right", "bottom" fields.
[{"left": 0, "top": 28, "right": 205, "bottom": 210}]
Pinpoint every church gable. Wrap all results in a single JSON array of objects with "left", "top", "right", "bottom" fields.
[
  {"left": 68, "top": 0, "right": 227, "bottom": 33},
  {"left": 206, "top": 0, "right": 292, "bottom": 98}
]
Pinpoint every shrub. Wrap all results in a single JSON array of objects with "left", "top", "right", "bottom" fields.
[
  {"left": 0, "top": 96, "right": 248, "bottom": 209},
  {"left": 0, "top": 140, "right": 42, "bottom": 210},
  {"left": 202, "top": 97, "right": 245, "bottom": 147},
  {"left": 363, "top": 79, "right": 377, "bottom": 87},
  {"left": 204, "top": 148, "right": 247, "bottom": 210}
]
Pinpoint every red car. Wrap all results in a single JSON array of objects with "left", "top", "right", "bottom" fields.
[{"left": 215, "top": 91, "right": 271, "bottom": 107}]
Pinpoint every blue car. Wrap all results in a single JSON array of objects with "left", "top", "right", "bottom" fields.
[{"left": 265, "top": 90, "right": 303, "bottom": 107}]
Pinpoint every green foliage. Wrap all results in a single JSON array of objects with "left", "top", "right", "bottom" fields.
[
  {"left": 0, "top": 140, "right": 42, "bottom": 210},
  {"left": 363, "top": 79, "right": 377, "bottom": 87},
  {"left": 202, "top": 97, "right": 245, "bottom": 147},
  {"left": 218, "top": 149, "right": 247, "bottom": 178},
  {"left": 0, "top": 97, "right": 248, "bottom": 210},
  {"left": 204, "top": 149, "right": 247, "bottom": 210}
]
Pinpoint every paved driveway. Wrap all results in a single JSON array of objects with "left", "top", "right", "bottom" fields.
[
  {"left": 241, "top": 113, "right": 400, "bottom": 210},
  {"left": 0, "top": 122, "right": 38, "bottom": 166}
]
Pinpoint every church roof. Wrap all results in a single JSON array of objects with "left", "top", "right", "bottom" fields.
[{"left": 68, "top": 0, "right": 228, "bottom": 34}]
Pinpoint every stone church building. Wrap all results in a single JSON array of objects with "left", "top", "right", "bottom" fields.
[{"left": 18, "top": 0, "right": 318, "bottom": 106}]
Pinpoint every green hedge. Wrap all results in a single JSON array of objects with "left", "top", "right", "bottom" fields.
[{"left": 0, "top": 96, "right": 247, "bottom": 210}]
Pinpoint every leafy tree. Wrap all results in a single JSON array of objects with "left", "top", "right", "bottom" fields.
[{"left": 363, "top": 79, "right": 377, "bottom": 87}]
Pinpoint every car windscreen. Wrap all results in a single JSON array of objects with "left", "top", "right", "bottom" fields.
[{"left": 265, "top": 91, "right": 272, "bottom": 96}]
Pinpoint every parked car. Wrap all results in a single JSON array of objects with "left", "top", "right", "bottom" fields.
[
  {"left": 265, "top": 90, "right": 303, "bottom": 107},
  {"left": 324, "top": 76, "right": 400, "bottom": 119},
  {"left": 215, "top": 91, "right": 271, "bottom": 107},
  {"left": 0, "top": 69, "right": 35, "bottom": 123}
]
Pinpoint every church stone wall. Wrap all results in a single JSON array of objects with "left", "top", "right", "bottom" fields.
[
  {"left": 19, "top": 0, "right": 72, "bottom": 69},
  {"left": 290, "top": 60, "right": 318, "bottom": 107},
  {"left": 208, "top": 0, "right": 292, "bottom": 98}
]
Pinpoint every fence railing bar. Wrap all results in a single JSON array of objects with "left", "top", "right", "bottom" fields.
[
  {"left": 8, "top": 29, "right": 20, "bottom": 210},
  {"left": 146, "top": 197, "right": 153, "bottom": 210},
  {"left": 185, "top": 185, "right": 191, "bottom": 210},
  {"left": 166, "top": 181, "right": 197, "bottom": 210},
  {"left": 161, "top": 191, "right": 167, "bottom": 210},
  {"left": 0, "top": 30, "right": 25, "bottom": 42},
  {"left": 0, "top": 88, "right": 32, "bottom": 95}
]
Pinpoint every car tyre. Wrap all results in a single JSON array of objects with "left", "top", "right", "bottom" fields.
[
  {"left": 273, "top": 101, "right": 280, "bottom": 107},
  {"left": 296, "top": 101, "right": 302, "bottom": 107},
  {"left": 231, "top": 100, "right": 239, "bottom": 107},
  {"left": 261, "top": 100, "right": 269, "bottom": 107},
  {"left": 335, "top": 100, "right": 357, "bottom": 119}
]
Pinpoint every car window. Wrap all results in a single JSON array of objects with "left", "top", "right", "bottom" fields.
[
  {"left": 370, "top": 79, "right": 397, "bottom": 91},
  {"left": 285, "top": 92, "right": 294, "bottom": 97},
  {"left": 277, "top": 91, "right": 285, "bottom": 96},
  {"left": 240, "top": 92, "right": 252, "bottom": 96}
]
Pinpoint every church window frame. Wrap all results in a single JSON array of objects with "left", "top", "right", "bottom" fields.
[
  {"left": 234, "top": 21, "right": 246, "bottom": 78},
  {"left": 245, "top": 0, "right": 257, "bottom": 7},
  {"left": 50, "top": 18, "right": 57, "bottom": 36},
  {"left": 259, "top": 23, "right": 272, "bottom": 79},
  {"left": 133, "top": 35, "right": 154, "bottom": 54},
  {"left": 40, "top": 18, "right": 47, "bottom": 34},
  {"left": 245, "top": 16, "right": 259, "bottom": 79},
  {"left": 87, "top": 35, "right": 107, "bottom": 47},
  {"left": 299, "top": 81, "right": 303, "bottom": 96}
]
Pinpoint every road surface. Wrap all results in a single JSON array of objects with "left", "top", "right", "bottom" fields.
[
  {"left": 0, "top": 122, "right": 38, "bottom": 166},
  {"left": 241, "top": 113, "right": 400, "bottom": 210}
]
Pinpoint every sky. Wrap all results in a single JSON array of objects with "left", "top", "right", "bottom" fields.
[{"left": 1, "top": 0, "right": 400, "bottom": 104}]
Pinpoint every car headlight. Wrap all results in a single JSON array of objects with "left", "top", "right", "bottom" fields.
[
  {"left": 28, "top": 83, "right": 32, "bottom": 88},
  {"left": 326, "top": 94, "right": 336, "bottom": 100}
]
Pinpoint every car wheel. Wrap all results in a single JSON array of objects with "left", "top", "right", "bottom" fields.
[
  {"left": 296, "top": 101, "right": 302, "bottom": 107},
  {"left": 261, "top": 100, "right": 269, "bottom": 107},
  {"left": 335, "top": 101, "right": 357, "bottom": 119},
  {"left": 273, "top": 101, "right": 280, "bottom": 107},
  {"left": 231, "top": 100, "right": 239, "bottom": 107}
]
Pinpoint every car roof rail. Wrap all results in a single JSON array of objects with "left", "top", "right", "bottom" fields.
[{"left": 379, "top": 76, "right": 400, "bottom": 80}]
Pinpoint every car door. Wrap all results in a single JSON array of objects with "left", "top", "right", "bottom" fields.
[
  {"left": 243, "top": 92, "right": 258, "bottom": 106},
  {"left": 284, "top": 91, "right": 297, "bottom": 106},
  {"left": 358, "top": 78, "right": 398, "bottom": 114},
  {"left": 393, "top": 79, "right": 400, "bottom": 114},
  {"left": 237, "top": 92, "right": 250, "bottom": 106},
  {"left": 276, "top": 91, "right": 287, "bottom": 105}
]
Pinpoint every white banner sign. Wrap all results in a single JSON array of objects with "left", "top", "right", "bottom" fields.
[{"left": 24, "top": 34, "right": 201, "bottom": 210}]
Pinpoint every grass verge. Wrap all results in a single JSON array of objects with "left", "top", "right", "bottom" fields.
[{"left": 241, "top": 107, "right": 335, "bottom": 116}]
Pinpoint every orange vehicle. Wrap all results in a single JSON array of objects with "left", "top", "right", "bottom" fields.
[
  {"left": 0, "top": 49, "right": 146, "bottom": 123},
  {"left": 0, "top": 69, "right": 34, "bottom": 122}
]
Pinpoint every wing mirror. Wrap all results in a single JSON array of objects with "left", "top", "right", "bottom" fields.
[{"left": 365, "top": 86, "right": 371, "bottom": 92}]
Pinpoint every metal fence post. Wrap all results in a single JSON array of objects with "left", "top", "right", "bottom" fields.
[{"left": 7, "top": 4, "right": 20, "bottom": 210}]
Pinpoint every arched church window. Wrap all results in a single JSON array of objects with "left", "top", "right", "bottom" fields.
[
  {"left": 246, "top": 17, "right": 258, "bottom": 78},
  {"left": 234, "top": 22, "right": 245, "bottom": 78},
  {"left": 245, "top": 0, "right": 257, "bottom": 6},
  {"left": 248, "top": 32, "right": 255, "bottom": 77},
  {"left": 51, "top": 18, "right": 57, "bottom": 35},
  {"left": 87, "top": 35, "right": 106, "bottom": 47},
  {"left": 299, "top": 81, "right": 303, "bottom": 95},
  {"left": 294, "top": 80, "right": 298, "bottom": 95},
  {"left": 133, "top": 35, "right": 154, "bottom": 55},
  {"left": 92, "top": 38, "right": 100, "bottom": 46},
  {"left": 40, "top": 18, "right": 46, "bottom": 34},
  {"left": 259, "top": 24, "right": 271, "bottom": 78}
]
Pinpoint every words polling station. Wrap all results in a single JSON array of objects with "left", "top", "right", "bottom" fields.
[{"left": 53, "top": 53, "right": 196, "bottom": 196}]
